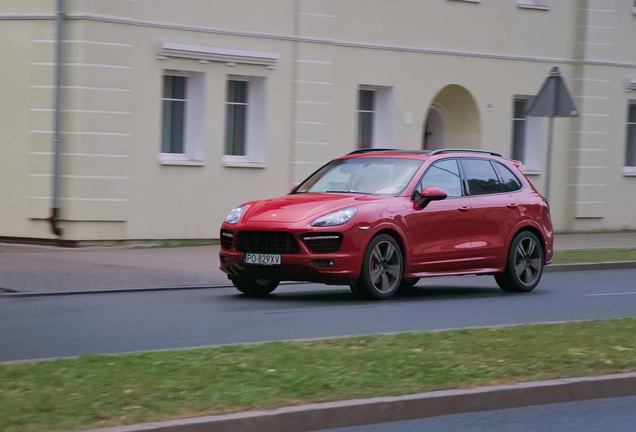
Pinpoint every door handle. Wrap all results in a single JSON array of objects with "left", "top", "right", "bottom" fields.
[
  {"left": 507, "top": 203, "right": 519, "bottom": 209},
  {"left": 458, "top": 206, "right": 471, "bottom": 212}
]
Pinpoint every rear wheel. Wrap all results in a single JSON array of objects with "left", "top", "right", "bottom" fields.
[
  {"left": 231, "top": 276, "right": 279, "bottom": 297},
  {"left": 495, "top": 231, "right": 544, "bottom": 293},
  {"left": 352, "top": 234, "right": 403, "bottom": 300}
]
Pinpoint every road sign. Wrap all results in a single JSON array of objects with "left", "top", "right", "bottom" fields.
[{"left": 527, "top": 67, "right": 579, "bottom": 117}]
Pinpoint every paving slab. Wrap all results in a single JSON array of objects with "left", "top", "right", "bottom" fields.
[
  {"left": 0, "top": 244, "right": 227, "bottom": 294},
  {"left": 554, "top": 232, "right": 636, "bottom": 251}
]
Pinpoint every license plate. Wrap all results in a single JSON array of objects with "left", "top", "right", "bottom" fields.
[{"left": 244, "top": 253, "right": 282, "bottom": 266}]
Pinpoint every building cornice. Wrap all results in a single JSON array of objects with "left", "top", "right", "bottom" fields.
[
  {"left": 2, "top": 13, "right": 635, "bottom": 69},
  {"left": 0, "top": 13, "right": 55, "bottom": 20}
]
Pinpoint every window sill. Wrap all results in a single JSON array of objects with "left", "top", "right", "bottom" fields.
[
  {"left": 223, "top": 161, "right": 267, "bottom": 169},
  {"left": 517, "top": 4, "right": 550, "bottom": 11},
  {"left": 222, "top": 154, "right": 266, "bottom": 168},
  {"left": 159, "top": 154, "right": 205, "bottom": 166},
  {"left": 623, "top": 167, "right": 636, "bottom": 176}
]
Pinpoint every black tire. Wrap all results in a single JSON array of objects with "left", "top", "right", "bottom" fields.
[
  {"left": 352, "top": 234, "right": 403, "bottom": 300},
  {"left": 495, "top": 231, "right": 544, "bottom": 293},
  {"left": 231, "top": 276, "right": 279, "bottom": 297},
  {"left": 399, "top": 277, "right": 420, "bottom": 290},
  {"left": 349, "top": 281, "right": 369, "bottom": 299}
]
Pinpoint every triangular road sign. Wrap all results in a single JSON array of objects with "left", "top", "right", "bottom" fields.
[{"left": 526, "top": 67, "right": 580, "bottom": 117}]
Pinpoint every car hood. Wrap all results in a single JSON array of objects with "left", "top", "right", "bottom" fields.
[{"left": 243, "top": 193, "right": 379, "bottom": 224}]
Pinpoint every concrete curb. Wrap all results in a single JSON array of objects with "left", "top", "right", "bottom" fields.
[
  {"left": 84, "top": 373, "right": 636, "bottom": 432},
  {"left": 0, "top": 284, "right": 224, "bottom": 297},
  {"left": 545, "top": 261, "right": 636, "bottom": 273}
]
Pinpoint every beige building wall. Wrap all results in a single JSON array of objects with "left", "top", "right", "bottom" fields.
[{"left": 1, "top": 0, "right": 635, "bottom": 242}]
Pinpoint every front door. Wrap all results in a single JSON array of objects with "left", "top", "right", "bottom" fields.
[{"left": 405, "top": 159, "right": 475, "bottom": 273}]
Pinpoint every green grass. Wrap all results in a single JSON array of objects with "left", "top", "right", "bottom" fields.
[
  {"left": 2, "top": 318, "right": 636, "bottom": 432},
  {"left": 553, "top": 248, "right": 636, "bottom": 264}
]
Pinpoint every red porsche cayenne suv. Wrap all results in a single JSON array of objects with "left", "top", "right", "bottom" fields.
[{"left": 219, "top": 149, "right": 553, "bottom": 300}]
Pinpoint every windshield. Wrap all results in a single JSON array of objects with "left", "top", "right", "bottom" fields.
[{"left": 294, "top": 157, "right": 424, "bottom": 195}]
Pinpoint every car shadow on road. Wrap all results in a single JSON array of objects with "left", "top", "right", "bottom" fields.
[
  {"left": 399, "top": 285, "right": 503, "bottom": 299},
  {"left": 224, "top": 283, "right": 535, "bottom": 304}
]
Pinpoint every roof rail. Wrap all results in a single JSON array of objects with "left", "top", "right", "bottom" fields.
[
  {"left": 347, "top": 148, "right": 398, "bottom": 155},
  {"left": 428, "top": 148, "right": 502, "bottom": 157}
]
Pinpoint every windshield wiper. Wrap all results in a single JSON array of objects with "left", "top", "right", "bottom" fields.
[{"left": 325, "top": 190, "right": 368, "bottom": 194}]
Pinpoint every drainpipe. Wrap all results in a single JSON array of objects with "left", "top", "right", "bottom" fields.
[{"left": 49, "top": 0, "right": 65, "bottom": 237}]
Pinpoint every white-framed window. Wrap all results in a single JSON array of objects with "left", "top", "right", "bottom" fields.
[
  {"left": 356, "top": 86, "right": 392, "bottom": 150},
  {"left": 223, "top": 75, "right": 267, "bottom": 167},
  {"left": 517, "top": 0, "right": 550, "bottom": 10},
  {"left": 625, "top": 102, "right": 636, "bottom": 174},
  {"left": 511, "top": 96, "right": 544, "bottom": 173},
  {"left": 225, "top": 79, "right": 248, "bottom": 156},
  {"left": 160, "top": 71, "right": 205, "bottom": 165}
]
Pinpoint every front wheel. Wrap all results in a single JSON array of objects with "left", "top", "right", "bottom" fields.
[
  {"left": 352, "top": 234, "right": 403, "bottom": 300},
  {"left": 399, "top": 277, "right": 420, "bottom": 290},
  {"left": 495, "top": 231, "right": 544, "bottom": 293},
  {"left": 231, "top": 276, "right": 279, "bottom": 297}
]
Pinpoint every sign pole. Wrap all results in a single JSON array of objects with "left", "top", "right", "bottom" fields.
[
  {"left": 526, "top": 67, "right": 580, "bottom": 204},
  {"left": 544, "top": 69, "right": 556, "bottom": 203},
  {"left": 545, "top": 116, "right": 554, "bottom": 203}
]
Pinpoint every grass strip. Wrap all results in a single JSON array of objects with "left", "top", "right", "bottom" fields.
[
  {"left": 1, "top": 317, "right": 636, "bottom": 432},
  {"left": 553, "top": 248, "right": 636, "bottom": 264}
]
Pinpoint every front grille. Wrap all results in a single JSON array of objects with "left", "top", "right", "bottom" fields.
[
  {"left": 301, "top": 233, "right": 343, "bottom": 253},
  {"left": 235, "top": 231, "right": 301, "bottom": 254}
]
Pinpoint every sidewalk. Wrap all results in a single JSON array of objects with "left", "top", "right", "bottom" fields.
[
  {"left": 1, "top": 232, "right": 635, "bottom": 295},
  {"left": 0, "top": 243, "right": 226, "bottom": 294}
]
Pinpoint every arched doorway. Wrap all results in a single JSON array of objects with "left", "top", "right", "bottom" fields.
[
  {"left": 423, "top": 85, "right": 481, "bottom": 150},
  {"left": 423, "top": 106, "right": 444, "bottom": 151}
]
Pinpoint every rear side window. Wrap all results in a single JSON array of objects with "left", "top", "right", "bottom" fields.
[
  {"left": 493, "top": 162, "right": 522, "bottom": 192},
  {"left": 461, "top": 159, "right": 501, "bottom": 196}
]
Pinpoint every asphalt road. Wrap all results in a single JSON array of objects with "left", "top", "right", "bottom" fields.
[
  {"left": 316, "top": 395, "right": 636, "bottom": 432},
  {"left": 1, "top": 269, "right": 636, "bottom": 362}
]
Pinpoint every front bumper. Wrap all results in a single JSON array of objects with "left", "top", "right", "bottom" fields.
[
  {"left": 219, "top": 250, "right": 361, "bottom": 285},
  {"left": 218, "top": 225, "right": 368, "bottom": 285}
]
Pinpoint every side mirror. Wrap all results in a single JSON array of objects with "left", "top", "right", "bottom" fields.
[{"left": 415, "top": 186, "right": 447, "bottom": 209}]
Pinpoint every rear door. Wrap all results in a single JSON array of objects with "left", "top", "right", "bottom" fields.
[{"left": 459, "top": 158, "right": 524, "bottom": 269}]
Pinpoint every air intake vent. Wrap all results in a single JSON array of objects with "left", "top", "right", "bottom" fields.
[
  {"left": 301, "top": 233, "right": 343, "bottom": 253},
  {"left": 220, "top": 230, "right": 234, "bottom": 250},
  {"left": 235, "top": 231, "right": 301, "bottom": 254}
]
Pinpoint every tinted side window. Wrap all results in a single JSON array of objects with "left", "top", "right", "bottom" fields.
[
  {"left": 461, "top": 159, "right": 501, "bottom": 196},
  {"left": 494, "top": 162, "right": 522, "bottom": 192},
  {"left": 419, "top": 159, "right": 462, "bottom": 197}
]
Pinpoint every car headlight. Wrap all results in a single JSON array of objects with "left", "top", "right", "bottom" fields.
[
  {"left": 311, "top": 207, "right": 357, "bottom": 227},
  {"left": 225, "top": 205, "right": 244, "bottom": 224}
]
